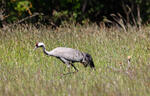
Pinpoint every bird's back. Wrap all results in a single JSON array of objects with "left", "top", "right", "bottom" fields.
[{"left": 49, "top": 47, "right": 84, "bottom": 62}]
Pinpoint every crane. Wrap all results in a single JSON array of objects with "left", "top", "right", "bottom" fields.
[{"left": 34, "top": 42, "right": 95, "bottom": 72}]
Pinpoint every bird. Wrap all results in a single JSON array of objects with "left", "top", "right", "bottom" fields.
[{"left": 34, "top": 42, "right": 95, "bottom": 72}]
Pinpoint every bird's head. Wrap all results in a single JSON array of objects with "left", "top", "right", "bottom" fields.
[{"left": 34, "top": 42, "right": 45, "bottom": 50}]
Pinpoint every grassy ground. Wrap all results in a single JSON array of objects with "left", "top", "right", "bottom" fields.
[{"left": 0, "top": 24, "right": 150, "bottom": 96}]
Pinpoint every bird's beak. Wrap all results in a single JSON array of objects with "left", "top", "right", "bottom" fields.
[{"left": 33, "top": 46, "right": 37, "bottom": 51}]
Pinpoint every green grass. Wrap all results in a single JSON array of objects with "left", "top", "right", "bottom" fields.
[{"left": 0, "top": 24, "right": 150, "bottom": 96}]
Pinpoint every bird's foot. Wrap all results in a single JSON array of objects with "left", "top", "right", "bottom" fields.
[{"left": 61, "top": 71, "right": 78, "bottom": 76}]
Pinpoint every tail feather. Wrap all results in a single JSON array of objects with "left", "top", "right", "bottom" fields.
[{"left": 85, "top": 53, "right": 95, "bottom": 68}]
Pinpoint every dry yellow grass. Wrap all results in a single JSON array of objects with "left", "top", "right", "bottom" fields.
[{"left": 0, "top": 24, "right": 150, "bottom": 96}]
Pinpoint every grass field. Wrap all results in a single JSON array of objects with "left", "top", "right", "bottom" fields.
[{"left": 0, "top": 24, "right": 150, "bottom": 96}]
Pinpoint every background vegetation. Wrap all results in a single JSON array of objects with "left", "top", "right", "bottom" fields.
[
  {"left": 0, "top": 24, "right": 150, "bottom": 95},
  {"left": 0, "top": 0, "right": 150, "bottom": 95},
  {"left": 0, "top": 0, "right": 150, "bottom": 27}
]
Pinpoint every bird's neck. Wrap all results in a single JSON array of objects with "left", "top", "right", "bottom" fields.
[
  {"left": 42, "top": 46, "right": 48, "bottom": 55},
  {"left": 42, "top": 46, "right": 53, "bottom": 56}
]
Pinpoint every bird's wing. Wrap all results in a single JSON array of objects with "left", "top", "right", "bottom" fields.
[{"left": 49, "top": 47, "right": 84, "bottom": 61}]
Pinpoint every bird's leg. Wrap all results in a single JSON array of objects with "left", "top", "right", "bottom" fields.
[
  {"left": 70, "top": 63, "right": 78, "bottom": 72},
  {"left": 59, "top": 57, "right": 70, "bottom": 72},
  {"left": 66, "top": 63, "right": 71, "bottom": 73},
  {"left": 59, "top": 57, "right": 78, "bottom": 75}
]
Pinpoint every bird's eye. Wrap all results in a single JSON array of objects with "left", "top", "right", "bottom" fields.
[{"left": 36, "top": 43, "right": 38, "bottom": 47}]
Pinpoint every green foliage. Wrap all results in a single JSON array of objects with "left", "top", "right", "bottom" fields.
[
  {"left": 136, "top": 0, "right": 142, "bottom": 4},
  {"left": 14, "top": 0, "right": 31, "bottom": 12},
  {"left": 2, "top": 0, "right": 150, "bottom": 25}
]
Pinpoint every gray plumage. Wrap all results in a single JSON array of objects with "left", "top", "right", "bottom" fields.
[{"left": 34, "top": 42, "right": 95, "bottom": 71}]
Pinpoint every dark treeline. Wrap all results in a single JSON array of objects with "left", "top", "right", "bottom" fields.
[{"left": 0, "top": 0, "right": 150, "bottom": 28}]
